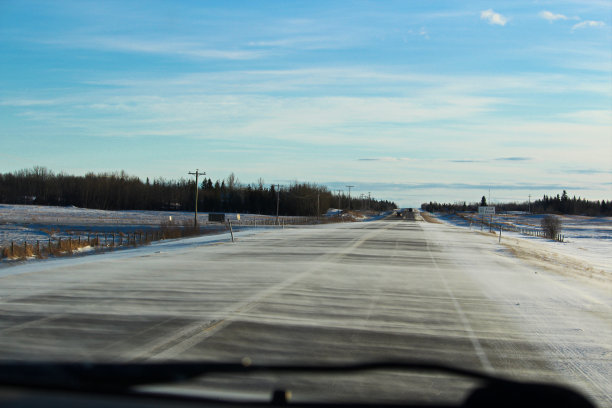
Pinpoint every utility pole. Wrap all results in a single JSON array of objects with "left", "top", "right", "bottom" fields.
[
  {"left": 276, "top": 184, "right": 280, "bottom": 225},
  {"left": 346, "top": 185, "right": 355, "bottom": 211},
  {"left": 188, "top": 169, "right": 205, "bottom": 227},
  {"left": 528, "top": 194, "right": 531, "bottom": 214},
  {"left": 368, "top": 192, "right": 371, "bottom": 210},
  {"left": 317, "top": 193, "right": 320, "bottom": 220},
  {"left": 337, "top": 190, "right": 342, "bottom": 210}
]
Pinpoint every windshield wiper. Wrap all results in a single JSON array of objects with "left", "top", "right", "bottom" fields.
[{"left": 0, "top": 360, "right": 595, "bottom": 407}]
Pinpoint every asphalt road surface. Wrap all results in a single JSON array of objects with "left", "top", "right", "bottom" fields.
[{"left": 0, "top": 216, "right": 610, "bottom": 406}]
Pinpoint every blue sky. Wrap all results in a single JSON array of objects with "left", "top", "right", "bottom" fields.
[{"left": 1, "top": 0, "right": 610, "bottom": 207}]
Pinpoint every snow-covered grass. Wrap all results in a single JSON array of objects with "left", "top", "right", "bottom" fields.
[
  {"left": 0, "top": 204, "right": 382, "bottom": 265},
  {"left": 432, "top": 212, "right": 612, "bottom": 286},
  {"left": 0, "top": 228, "right": 261, "bottom": 278}
]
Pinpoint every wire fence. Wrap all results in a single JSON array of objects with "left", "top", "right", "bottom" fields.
[
  {"left": 0, "top": 227, "right": 220, "bottom": 261},
  {"left": 0, "top": 215, "right": 351, "bottom": 261},
  {"left": 458, "top": 213, "right": 564, "bottom": 242}
]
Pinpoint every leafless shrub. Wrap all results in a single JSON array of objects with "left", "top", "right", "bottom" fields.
[{"left": 541, "top": 215, "right": 562, "bottom": 239}]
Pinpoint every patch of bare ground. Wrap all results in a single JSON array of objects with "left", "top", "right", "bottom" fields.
[
  {"left": 501, "top": 237, "right": 611, "bottom": 289},
  {"left": 420, "top": 211, "right": 441, "bottom": 224}
]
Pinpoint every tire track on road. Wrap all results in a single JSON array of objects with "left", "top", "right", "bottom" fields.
[{"left": 424, "top": 240, "right": 495, "bottom": 374}]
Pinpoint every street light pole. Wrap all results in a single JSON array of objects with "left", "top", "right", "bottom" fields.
[{"left": 188, "top": 169, "right": 205, "bottom": 227}]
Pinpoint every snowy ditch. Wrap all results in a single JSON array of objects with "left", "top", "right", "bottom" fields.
[{"left": 431, "top": 212, "right": 612, "bottom": 287}]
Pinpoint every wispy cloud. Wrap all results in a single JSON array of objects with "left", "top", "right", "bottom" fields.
[
  {"left": 559, "top": 110, "right": 611, "bottom": 124},
  {"left": 40, "top": 36, "right": 266, "bottom": 60},
  {"left": 358, "top": 157, "right": 412, "bottom": 162},
  {"left": 480, "top": 9, "right": 508, "bottom": 26},
  {"left": 564, "top": 169, "right": 611, "bottom": 175},
  {"left": 325, "top": 181, "right": 589, "bottom": 191},
  {"left": 0, "top": 98, "right": 57, "bottom": 107},
  {"left": 572, "top": 20, "right": 606, "bottom": 31},
  {"left": 404, "top": 27, "right": 430, "bottom": 40},
  {"left": 449, "top": 159, "right": 485, "bottom": 163},
  {"left": 358, "top": 157, "right": 535, "bottom": 164},
  {"left": 495, "top": 157, "right": 531, "bottom": 161},
  {"left": 247, "top": 35, "right": 351, "bottom": 50},
  {"left": 539, "top": 11, "right": 569, "bottom": 22}
]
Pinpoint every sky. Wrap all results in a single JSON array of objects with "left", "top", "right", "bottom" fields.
[{"left": 1, "top": 0, "right": 611, "bottom": 207}]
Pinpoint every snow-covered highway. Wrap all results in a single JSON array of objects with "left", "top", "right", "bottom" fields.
[{"left": 0, "top": 217, "right": 610, "bottom": 406}]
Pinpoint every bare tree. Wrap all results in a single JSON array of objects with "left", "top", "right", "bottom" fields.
[{"left": 541, "top": 215, "right": 562, "bottom": 239}]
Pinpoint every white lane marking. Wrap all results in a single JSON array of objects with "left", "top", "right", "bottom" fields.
[{"left": 425, "top": 241, "right": 494, "bottom": 374}]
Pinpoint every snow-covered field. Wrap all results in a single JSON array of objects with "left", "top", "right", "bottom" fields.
[
  {"left": 0, "top": 204, "right": 373, "bottom": 265},
  {"left": 433, "top": 212, "right": 612, "bottom": 284},
  {"left": 0, "top": 204, "right": 282, "bottom": 248}
]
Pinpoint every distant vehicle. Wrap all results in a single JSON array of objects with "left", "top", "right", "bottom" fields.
[
  {"left": 208, "top": 213, "right": 225, "bottom": 222},
  {"left": 208, "top": 213, "right": 241, "bottom": 222}
]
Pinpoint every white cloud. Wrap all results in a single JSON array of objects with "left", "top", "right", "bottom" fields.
[
  {"left": 480, "top": 9, "right": 508, "bottom": 26},
  {"left": 539, "top": 11, "right": 568, "bottom": 22},
  {"left": 572, "top": 20, "right": 606, "bottom": 31}
]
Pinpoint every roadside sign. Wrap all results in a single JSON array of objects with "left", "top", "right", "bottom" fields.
[{"left": 478, "top": 206, "right": 495, "bottom": 215}]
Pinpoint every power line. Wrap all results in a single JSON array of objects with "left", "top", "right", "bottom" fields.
[{"left": 346, "top": 185, "right": 355, "bottom": 211}]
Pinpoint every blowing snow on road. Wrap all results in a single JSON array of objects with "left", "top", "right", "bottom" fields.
[{"left": 0, "top": 216, "right": 609, "bottom": 405}]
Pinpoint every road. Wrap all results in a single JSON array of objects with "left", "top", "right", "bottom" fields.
[{"left": 0, "top": 216, "right": 610, "bottom": 406}]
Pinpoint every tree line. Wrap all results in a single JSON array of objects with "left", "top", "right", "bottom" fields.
[
  {"left": 0, "top": 167, "right": 396, "bottom": 216},
  {"left": 421, "top": 190, "right": 611, "bottom": 216}
]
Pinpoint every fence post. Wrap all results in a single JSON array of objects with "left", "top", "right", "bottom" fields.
[
  {"left": 11, "top": 241, "right": 14, "bottom": 257},
  {"left": 499, "top": 226, "right": 502, "bottom": 243},
  {"left": 36, "top": 240, "right": 40, "bottom": 257},
  {"left": 228, "top": 221, "right": 234, "bottom": 243},
  {"left": 23, "top": 241, "right": 27, "bottom": 258}
]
